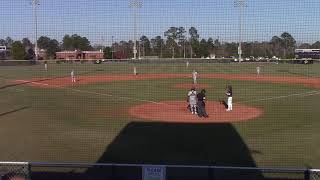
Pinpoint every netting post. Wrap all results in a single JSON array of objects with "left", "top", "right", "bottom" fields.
[
  {"left": 27, "top": 162, "right": 32, "bottom": 180},
  {"left": 304, "top": 169, "right": 310, "bottom": 180},
  {"left": 208, "top": 167, "right": 214, "bottom": 180},
  {"left": 111, "top": 164, "right": 116, "bottom": 179}
]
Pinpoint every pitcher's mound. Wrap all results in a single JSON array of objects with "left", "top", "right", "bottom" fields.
[
  {"left": 128, "top": 101, "right": 263, "bottom": 123},
  {"left": 173, "top": 83, "right": 210, "bottom": 89}
]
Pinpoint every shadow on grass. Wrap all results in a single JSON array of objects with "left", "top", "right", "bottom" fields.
[
  {"left": 31, "top": 122, "right": 303, "bottom": 180},
  {"left": 94, "top": 122, "right": 256, "bottom": 166},
  {"left": 85, "top": 122, "right": 262, "bottom": 180}
]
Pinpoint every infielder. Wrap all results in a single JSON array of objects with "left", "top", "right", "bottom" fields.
[
  {"left": 256, "top": 66, "right": 260, "bottom": 75},
  {"left": 71, "top": 70, "right": 76, "bottom": 83},
  {"left": 133, "top": 66, "right": 137, "bottom": 75},
  {"left": 225, "top": 85, "right": 233, "bottom": 111},
  {"left": 187, "top": 88, "right": 197, "bottom": 114},
  {"left": 192, "top": 70, "right": 198, "bottom": 84}
]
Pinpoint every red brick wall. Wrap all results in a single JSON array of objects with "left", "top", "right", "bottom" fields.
[
  {"left": 56, "top": 52, "right": 80, "bottom": 60},
  {"left": 56, "top": 51, "right": 103, "bottom": 60},
  {"left": 83, "top": 52, "right": 104, "bottom": 59}
]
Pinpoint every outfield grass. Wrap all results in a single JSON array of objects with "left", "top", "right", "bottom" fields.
[{"left": 0, "top": 63, "right": 319, "bottom": 168}]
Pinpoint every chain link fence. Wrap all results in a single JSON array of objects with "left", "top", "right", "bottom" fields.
[
  {"left": 8, "top": 162, "right": 320, "bottom": 180},
  {"left": 0, "top": 162, "right": 319, "bottom": 180},
  {"left": 310, "top": 169, "right": 320, "bottom": 180},
  {"left": 0, "top": 162, "right": 30, "bottom": 180}
]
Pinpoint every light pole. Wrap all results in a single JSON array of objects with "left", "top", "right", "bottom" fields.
[
  {"left": 142, "top": 41, "right": 145, "bottom": 58},
  {"left": 32, "top": 0, "right": 40, "bottom": 61},
  {"left": 172, "top": 47, "right": 175, "bottom": 59},
  {"left": 138, "top": 40, "right": 141, "bottom": 59},
  {"left": 111, "top": 36, "right": 114, "bottom": 59},
  {"left": 183, "top": 38, "right": 186, "bottom": 59},
  {"left": 129, "top": 0, "right": 142, "bottom": 59},
  {"left": 234, "top": 0, "right": 246, "bottom": 62},
  {"left": 160, "top": 43, "right": 163, "bottom": 58}
]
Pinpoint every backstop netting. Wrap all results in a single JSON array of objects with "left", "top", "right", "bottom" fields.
[{"left": 0, "top": 0, "right": 319, "bottom": 179}]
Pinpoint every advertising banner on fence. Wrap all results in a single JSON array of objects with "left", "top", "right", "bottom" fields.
[{"left": 142, "top": 165, "right": 166, "bottom": 180}]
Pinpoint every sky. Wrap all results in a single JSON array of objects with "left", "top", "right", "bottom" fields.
[{"left": 1, "top": 0, "right": 320, "bottom": 45}]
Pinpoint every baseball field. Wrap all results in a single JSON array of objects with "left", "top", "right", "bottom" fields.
[{"left": 0, "top": 61, "right": 319, "bottom": 169}]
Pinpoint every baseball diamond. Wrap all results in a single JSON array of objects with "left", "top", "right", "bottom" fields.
[{"left": 0, "top": 62, "right": 319, "bottom": 169}]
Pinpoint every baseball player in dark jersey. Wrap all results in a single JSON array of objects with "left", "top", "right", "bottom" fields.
[
  {"left": 197, "top": 89, "right": 209, "bottom": 118},
  {"left": 226, "top": 85, "right": 233, "bottom": 111}
]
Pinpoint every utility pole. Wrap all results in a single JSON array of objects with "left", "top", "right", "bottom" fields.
[
  {"left": 32, "top": 0, "right": 40, "bottom": 61},
  {"left": 234, "top": 0, "right": 246, "bottom": 62},
  {"left": 172, "top": 47, "right": 175, "bottom": 59},
  {"left": 183, "top": 38, "right": 186, "bottom": 59},
  {"left": 142, "top": 41, "right": 145, "bottom": 58},
  {"left": 129, "top": 0, "right": 142, "bottom": 59},
  {"left": 160, "top": 44, "right": 163, "bottom": 58},
  {"left": 111, "top": 36, "right": 114, "bottom": 59},
  {"left": 138, "top": 40, "right": 141, "bottom": 59}
]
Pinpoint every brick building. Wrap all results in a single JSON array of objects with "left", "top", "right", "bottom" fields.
[
  {"left": 56, "top": 51, "right": 81, "bottom": 60},
  {"left": 82, "top": 51, "right": 104, "bottom": 59},
  {"left": 55, "top": 50, "right": 103, "bottom": 60}
]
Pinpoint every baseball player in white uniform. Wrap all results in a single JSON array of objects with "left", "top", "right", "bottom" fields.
[
  {"left": 256, "top": 66, "right": 260, "bottom": 75},
  {"left": 44, "top": 62, "right": 48, "bottom": 71},
  {"left": 187, "top": 88, "right": 197, "bottom": 114},
  {"left": 192, "top": 70, "right": 198, "bottom": 84},
  {"left": 71, "top": 70, "right": 76, "bottom": 83},
  {"left": 186, "top": 61, "right": 190, "bottom": 68},
  {"left": 133, "top": 66, "right": 137, "bottom": 75}
]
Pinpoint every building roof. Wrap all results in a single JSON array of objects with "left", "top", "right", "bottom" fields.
[
  {"left": 56, "top": 50, "right": 103, "bottom": 54},
  {"left": 56, "top": 51, "right": 79, "bottom": 54},
  {"left": 82, "top": 51, "right": 103, "bottom": 53}
]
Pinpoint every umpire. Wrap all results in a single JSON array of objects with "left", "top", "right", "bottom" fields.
[{"left": 197, "top": 89, "right": 209, "bottom": 118}]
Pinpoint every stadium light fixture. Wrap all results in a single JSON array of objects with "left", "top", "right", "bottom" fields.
[
  {"left": 129, "top": 0, "right": 142, "bottom": 59},
  {"left": 234, "top": 0, "right": 246, "bottom": 62},
  {"left": 32, "top": 0, "right": 40, "bottom": 61}
]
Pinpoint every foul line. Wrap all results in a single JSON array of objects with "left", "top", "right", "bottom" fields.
[
  {"left": 15, "top": 80, "right": 163, "bottom": 105},
  {"left": 12, "top": 80, "right": 320, "bottom": 105},
  {"left": 240, "top": 90, "right": 320, "bottom": 103},
  {"left": 70, "top": 88, "right": 162, "bottom": 104}
]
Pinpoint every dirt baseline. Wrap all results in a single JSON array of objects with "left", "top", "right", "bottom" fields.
[
  {"left": 14, "top": 73, "right": 320, "bottom": 89},
  {"left": 128, "top": 101, "right": 263, "bottom": 123},
  {"left": 173, "top": 83, "right": 210, "bottom": 89}
]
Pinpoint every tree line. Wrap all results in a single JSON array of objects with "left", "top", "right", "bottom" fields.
[
  {"left": 0, "top": 34, "right": 92, "bottom": 60},
  {"left": 1, "top": 27, "right": 320, "bottom": 60}
]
